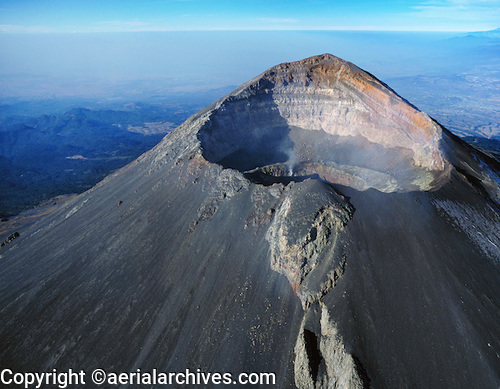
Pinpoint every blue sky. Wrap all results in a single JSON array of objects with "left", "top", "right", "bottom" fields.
[{"left": 0, "top": 0, "right": 499, "bottom": 33}]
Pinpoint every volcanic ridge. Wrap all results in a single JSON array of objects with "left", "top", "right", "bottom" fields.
[{"left": 0, "top": 54, "right": 499, "bottom": 388}]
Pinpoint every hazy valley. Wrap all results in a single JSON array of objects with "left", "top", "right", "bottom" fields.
[{"left": 0, "top": 89, "right": 233, "bottom": 217}]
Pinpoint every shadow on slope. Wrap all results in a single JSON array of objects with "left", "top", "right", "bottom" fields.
[{"left": 198, "top": 88, "right": 443, "bottom": 193}]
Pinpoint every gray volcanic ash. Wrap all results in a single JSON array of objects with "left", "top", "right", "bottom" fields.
[{"left": 0, "top": 54, "right": 499, "bottom": 388}]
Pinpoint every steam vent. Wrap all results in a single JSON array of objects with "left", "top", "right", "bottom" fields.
[{"left": 1, "top": 54, "right": 499, "bottom": 388}]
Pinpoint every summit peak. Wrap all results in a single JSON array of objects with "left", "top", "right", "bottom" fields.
[{"left": 194, "top": 54, "right": 451, "bottom": 192}]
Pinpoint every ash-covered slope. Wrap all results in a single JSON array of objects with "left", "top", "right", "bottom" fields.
[{"left": 1, "top": 54, "right": 499, "bottom": 388}]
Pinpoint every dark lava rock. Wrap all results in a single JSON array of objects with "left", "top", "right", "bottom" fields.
[{"left": 0, "top": 232, "right": 19, "bottom": 247}]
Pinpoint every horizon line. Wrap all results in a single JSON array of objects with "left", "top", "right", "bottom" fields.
[{"left": 0, "top": 27, "right": 498, "bottom": 34}]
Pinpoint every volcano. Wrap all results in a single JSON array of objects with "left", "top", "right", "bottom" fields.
[{"left": 1, "top": 54, "right": 499, "bottom": 388}]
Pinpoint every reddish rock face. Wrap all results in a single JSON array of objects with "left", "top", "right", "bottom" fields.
[{"left": 198, "top": 54, "right": 452, "bottom": 192}]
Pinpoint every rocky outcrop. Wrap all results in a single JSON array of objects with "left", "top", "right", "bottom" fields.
[
  {"left": 1, "top": 231, "right": 19, "bottom": 247},
  {"left": 263, "top": 178, "right": 359, "bottom": 389},
  {"left": 265, "top": 180, "right": 353, "bottom": 293},
  {"left": 189, "top": 162, "right": 250, "bottom": 232},
  {"left": 294, "top": 303, "right": 366, "bottom": 389}
]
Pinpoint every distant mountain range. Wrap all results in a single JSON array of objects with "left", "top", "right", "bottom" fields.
[
  {"left": 0, "top": 104, "right": 195, "bottom": 217},
  {"left": 460, "top": 27, "right": 500, "bottom": 39}
]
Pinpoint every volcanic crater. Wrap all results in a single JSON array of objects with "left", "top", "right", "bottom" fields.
[{"left": 198, "top": 54, "right": 451, "bottom": 192}]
